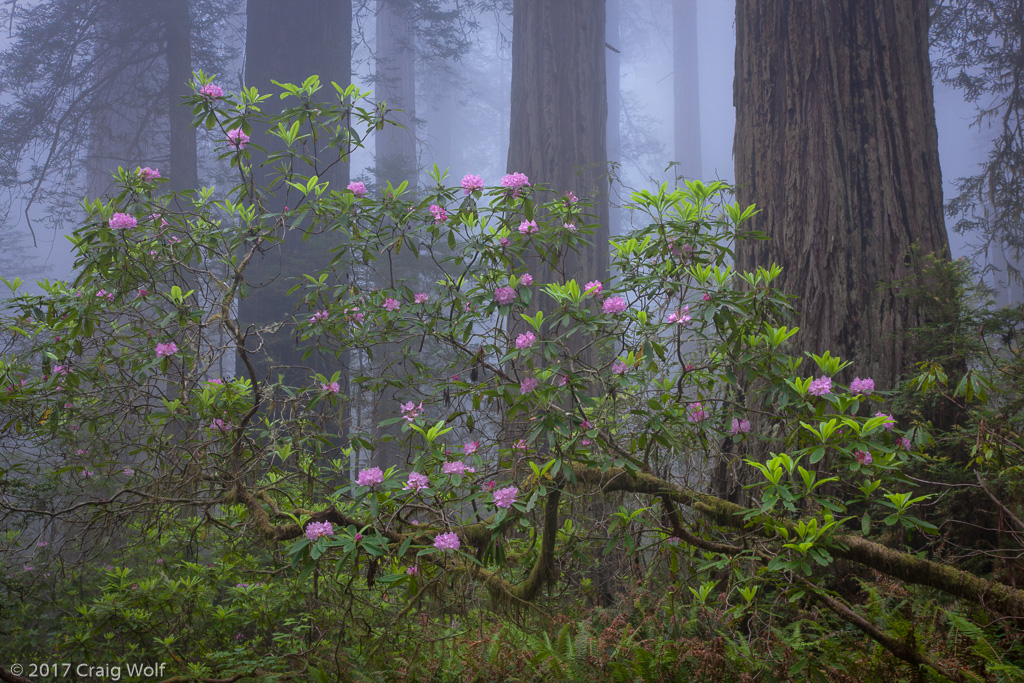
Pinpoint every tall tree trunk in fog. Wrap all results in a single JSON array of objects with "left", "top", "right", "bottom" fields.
[
  {"left": 673, "top": 0, "right": 702, "bottom": 180},
  {"left": 164, "top": 0, "right": 198, "bottom": 192},
  {"left": 370, "top": 0, "right": 418, "bottom": 471},
  {"left": 240, "top": 0, "right": 352, "bottom": 384},
  {"left": 507, "top": 0, "right": 610, "bottom": 604},
  {"left": 375, "top": 0, "right": 418, "bottom": 188},
  {"left": 507, "top": 0, "right": 609, "bottom": 309},
  {"left": 606, "top": 0, "right": 621, "bottom": 235},
  {"left": 733, "top": 0, "right": 949, "bottom": 390}
]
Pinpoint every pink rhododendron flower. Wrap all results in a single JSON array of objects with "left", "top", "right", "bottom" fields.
[
  {"left": 515, "top": 332, "right": 536, "bottom": 349},
  {"left": 434, "top": 532, "right": 460, "bottom": 551},
  {"left": 429, "top": 204, "right": 447, "bottom": 223},
  {"left": 807, "top": 376, "right": 832, "bottom": 396},
  {"left": 400, "top": 401, "right": 423, "bottom": 422},
  {"left": 612, "top": 360, "right": 628, "bottom": 375},
  {"left": 406, "top": 565, "right": 419, "bottom": 575},
  {"left": 494, "top": 286, "right": 517, "bottom": 305},
  {"left": 155, "top": 341, "right": 178, "bottom": 357},
  {"left": 461, "top": 174, "right": 483, "bottom": 195},
  {"left": 602, "top": 296, "right": 627, "bottom": 314},
  {"left": 730, "top": 417, "right": 751, "bottom": 434},
  {"left": 226, "top": 128, "right": 249, "bottom": 149},
  {"left": 557, "top": 374, "right": 569, "bottom": 387},
  {"left": 564, "top": 222, "right": 578, "bottom": 232},
  {"left": 442, "top": 461, "right": 476, "bottom": 476},
  {"left": 199, "top": 83, "right": 223, "bottom": 98},
  {"left": 403, "top": 471, "right": 430, "bottom": 491},
  {"left": 520, "top": 377, "right": 539, "bottom": 394},
  {"left": 850, "top": 377, "right": 875, "bottom": 395},
  {"left": 310, "top": 310, "right": 329, "bottom": 324},
  {"left": 357, "top": 467, "right": 384, "bottom": 487},
  {"left": 464, "top": 441, "right": 480, "bottom": 455},
  {"left": 383, "top": 298, "right": 400, "bottom": 312},
  {"left": 666, "top": 536, "right": 681, "bottom": 546},
  {"left": 500, "top": 172, "right": 530, "bottom": 196},
  {"left": 123, "top": 467, "right": 135, "bottom": 476},
  {"left": 109, "top": 212, "right": 137, "bottom": 230},
  {"left": 855, "top": 450, "right": 873, "bottom": 466},
  {"left": 348, "top": 181, "right": 367, "bottom": 196},
  {"left": 499, "top": 237, "right": 510, "bottom": 247},
  {"left": 667, "top": 305, "right": 692, "bottom": 325},
  {"left": 493, "top": 486, "right": 518, "bottom": 509},
  {"left": 520, "top": 273, "right": 533, "bottom": 286},
  {"left": 518, "top": 219, "right": 538, "bottom": 235},
  {"left": 321, "top": 381, "right": 341, "bottom": 394},
  {"left": 414, "top": 292, "right": 428, "bottom": 304},
  {"left": 305, "top": 521, "right": 334, "bottom": 541},
  {"left": 703, "top": 292, "right": 711, "bottom": 301},
  {"left": 688, "top": 402, "right": 706, "bottom": 422},
  {"left": 137, "top": 287, "right": 148, "bottom": 298},
  {"left": 563, "top": 191, "right": 578, "bottom": 204},
  {"left": 875, "top": 412, "right": 896, "bottom": 430},
  {"left": 896, "top": 436, "right": 911, "bottom": 450},
  {"left": 584, "top": 280, "right": 603, "bottom": 295},
  {"left": 209, "top": 418, "right": 233, "bottom": 433},
  {"left": 483, "top": 480, "right": 497, "bottom": 492},
  {"left": 513, "top": 439, "right": 529, "bottom": 452},
  {"left": 344, "top": 307, "right": 364, "bottom": 323},
  {"left": 139, "top": 167, "right": 161, "bottom": 181},
  {"left": 53, "top": 365, "right": 69, "bottom": 376}
]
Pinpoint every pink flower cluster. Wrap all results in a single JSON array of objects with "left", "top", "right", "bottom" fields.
[
  {"left": 612, "top": 360, "right": 628, "bottom": 375},
  {"left": 442, "top": 461, "right": 476, "bottom": 476},
  {"left": 400, "top": 401, "right": 422, "bottom": 422},
  {"left": 199, "top": 83, "right": 223, "bottom": 98},
  {"left": 584, "top": 280, "right": 603, "bottom": 296},
  {"left": 875, "top": 412, "right": 895, "bottom": 430},
  {"left": 383, "top": 298, "right": 400, "bottom": 312},
  {"left": 850, "top": 377, "right": 875, "bottom": 395},
  {"left": 139, "top": 167, "right": 161, "bottom": 181},
  {"left": 226, "top": 128, "right": 249, "bottom": 149},
  {"left": 520, "top": 273, "right": 533, "bottom": 286},
  {"left": 493, "top": 486, "right": 518, "bottom": 509},
  {"left": 501, "top": 172, "right": 530, "bottom": 196},
  {"left": 305, "top": 521, "right": 334, "bottom": 542},
  {"left": 429, "top": 204, "right": 447, "bottom": 223},
  {"left": 603, "top": 296, "right": 627, "bottom": 314},
  {"left": 434, "top": 532, "right": 460, "bottom": 551},
  {"left": 321, "top": 381, "right": 341, "bottom": 394},
  {"left": 515, "top": 332, "right": 536, "bottom": 350},
  {"left": 357, "top": 467, "right": 384, "bottom": 487},
  {"left": 462, "top": 174, "right": 483, "bottom": 195},
  {"left": 520, "top": 377, "right": 539, "bottom": 394},
  {"left": 667, "top": 306, "right": 692, "bottom": 325},
  {"left": 310, "top": 310, "right": 329, "bottom": 324},
  {"left": 348, "top": 181, "right": 367, "bottom": 197},
  {"left": 110, "top": 212, "right": 137, "bottom": 230},
  {"left": 414, "top": 292, "right": 429, "bottom": 304},
  {"left": 403, "top": 471, "right": 430, "bottom": 491},
  {"left": 730, "top": 417, "right": 751, "bottom": 434},
  {"left": 519, "top": 220, "right": 538, "bottom": 235},
  {"left": 464, "top": 441, "right": 480, "bottom": 455},
  {"left": 855, "top": 450, "right": 873, "bottom": 466},
  {"left": 688, "top": 402, "right": 706, "bottom": 422},
  {"left": 343, "top": 306, "right": 364, "bottom": 323},
  {"left": 807, "top": 376, "right": 832, "bottom": 396},
  {"left": 494, "top": 286, "right": 517, "bottom": 305},
  {"left": 155, "top": 341, "right": 178, "bottom": 358}
]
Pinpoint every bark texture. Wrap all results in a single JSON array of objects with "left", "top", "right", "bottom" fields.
[
  {"left": 506, "top": 0, "right": 609, "bottom": 293},
  {"left": 733, "top": 0, "right": 950, "bottom": 388},
  {"left": 375, "top": 0, "right": 418, "bottom": 188}
]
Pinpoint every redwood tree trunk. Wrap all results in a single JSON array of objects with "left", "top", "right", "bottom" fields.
[
  {"left": 733, "top": 0, "right": 950, "bottom": 389},
  {"left": 506, "top": 0, "right": 609, "bottom": 313},
  {"left": 375, "top": 0, "right": 417, "bottom": 188},
  {"left": 164, "top": 0, "right": 198, "bottom": 192}
]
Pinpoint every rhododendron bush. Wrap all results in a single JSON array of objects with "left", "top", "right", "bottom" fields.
[{"left": 1, "top": 76, "right": 1021, "bottom": 680}]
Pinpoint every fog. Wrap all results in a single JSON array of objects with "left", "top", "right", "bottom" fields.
[{"left": 0, "top": 0, "right": 1016, "bottom": 300}]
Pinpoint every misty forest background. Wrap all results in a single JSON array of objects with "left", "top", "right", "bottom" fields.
[{"left": 0, "top": 0, "right": 1023, "bottom": 681}]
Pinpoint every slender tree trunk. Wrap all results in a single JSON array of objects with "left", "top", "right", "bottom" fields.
[
  {"left": 733, "top": 0, "right": 950, "bottom": 390},
  {"left": 606, "top": 0, "right": 621, "bottom": 236},
  {"left": 375, "top": 0, "right": 417, "bottom": 188},
  {"left": 673, "top": 0, "right": 702, "bottom": 180},
  {"left": 164, "top": 0, "right": 197, "bottom": 192}
]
